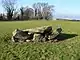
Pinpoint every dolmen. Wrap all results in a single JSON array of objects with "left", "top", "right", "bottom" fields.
[{"left": 12, "top": 26, "right": 62, "bottom": 42}]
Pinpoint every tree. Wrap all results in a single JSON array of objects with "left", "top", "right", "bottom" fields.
[
  {"left": 20, "top": 6, "right": 34, "bottom": 20},
  {"left": 13, "top": 11, "right": 19, "bottom": 20},
  {"left": 0, "top": 14, "right": 3, "bottom": 20},
  {"left": 33, "top": 3, "right": 42, "bottom": 19},
  {"left": 0, "top": 13, "right": 7, "bottom": 20},
  {"left": 24, "top": 7, "right": 34, "bottom": 20},
  {"left": 20, "top": 7, "right": 24, "bottom": 20},
  {"left": 33, "top": 3, "right": 54, "bottom": 20},
  {"left": 43, "top": 4, "right": 54, "bottom": 20},
  {"left": 2, "top": 0, "right": 16, "bottom": 20}
]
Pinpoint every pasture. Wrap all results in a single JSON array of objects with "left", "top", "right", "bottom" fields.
[{"left": 0, "top": 20, "right": 80, "bottom": 60}]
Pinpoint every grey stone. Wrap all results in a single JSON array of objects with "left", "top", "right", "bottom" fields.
[
  {"left": 56, "top": 27, "right": 62, "bottom": 34},
  {"left": 48, "top": 32, "right": 59, "bottom": 40},
  {"left": 12, "top": 29, "right": 34, "bottom": 42}
]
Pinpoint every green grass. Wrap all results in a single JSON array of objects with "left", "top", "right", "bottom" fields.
[{"left": 0, "top": 20, "right": 80, "bottom": 60}]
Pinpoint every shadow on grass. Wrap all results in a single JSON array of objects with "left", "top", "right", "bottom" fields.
[
  {"left": 2, "top": 33, "right": 78, "bottom": 43},
  {"left": 54, "top": 33, "right": 78, "bottom": 42}
]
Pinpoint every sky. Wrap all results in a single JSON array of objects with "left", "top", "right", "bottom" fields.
[{"left": 0, "top": 0, "right": 80, "bottom": 20}]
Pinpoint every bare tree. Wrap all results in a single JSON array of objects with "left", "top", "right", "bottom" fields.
[
  {"left": 2, "top": 0, "right": 16, "bottom": 20},
  {"left": 33, "top": 3, "right": 41, "bottom": 19},
  {"left": 20, "top": 7, "right": 24, "bottom": 20},
  {"left": 19, "top": 6, "right": 34, "bottom": 20},
  {"left": 43, "top": 4, "right": 54, "bottom": 20},
  {"left": 13, "top": 11, "right": 19, "bottom": 20},
  {"left": 33, "top": 3, "right": 54, "bottom": 20},
  {"left": 24, "top": 7, "right": 34, "bottom": 20}
]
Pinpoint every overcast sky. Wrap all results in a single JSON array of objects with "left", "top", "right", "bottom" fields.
[{"left": 0, "top": 0, "right": 80, "bottom": 19}]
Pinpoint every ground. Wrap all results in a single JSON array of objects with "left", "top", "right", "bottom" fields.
[{"left": 0, "top": 20, "right": 80, "bottom": 60}]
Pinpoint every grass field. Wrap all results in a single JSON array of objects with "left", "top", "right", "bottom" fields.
[{"left": 0, "top": 20, "right": 80, "bottom": 60}]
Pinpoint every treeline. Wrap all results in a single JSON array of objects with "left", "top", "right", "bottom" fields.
[{"left": 0, "top": 0, "right": 54, "bottom": 21}]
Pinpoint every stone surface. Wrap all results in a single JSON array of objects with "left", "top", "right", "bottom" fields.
[
  {"left": 56, "top": 27, "right": 62, "bottom": 34},
  {"left": 12, "top": 29, "right": 34, "bottom": 42}
]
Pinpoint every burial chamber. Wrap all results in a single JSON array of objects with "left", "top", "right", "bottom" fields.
[{"left": 12, "top": 26, "right": 62, "bottom": 42}]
